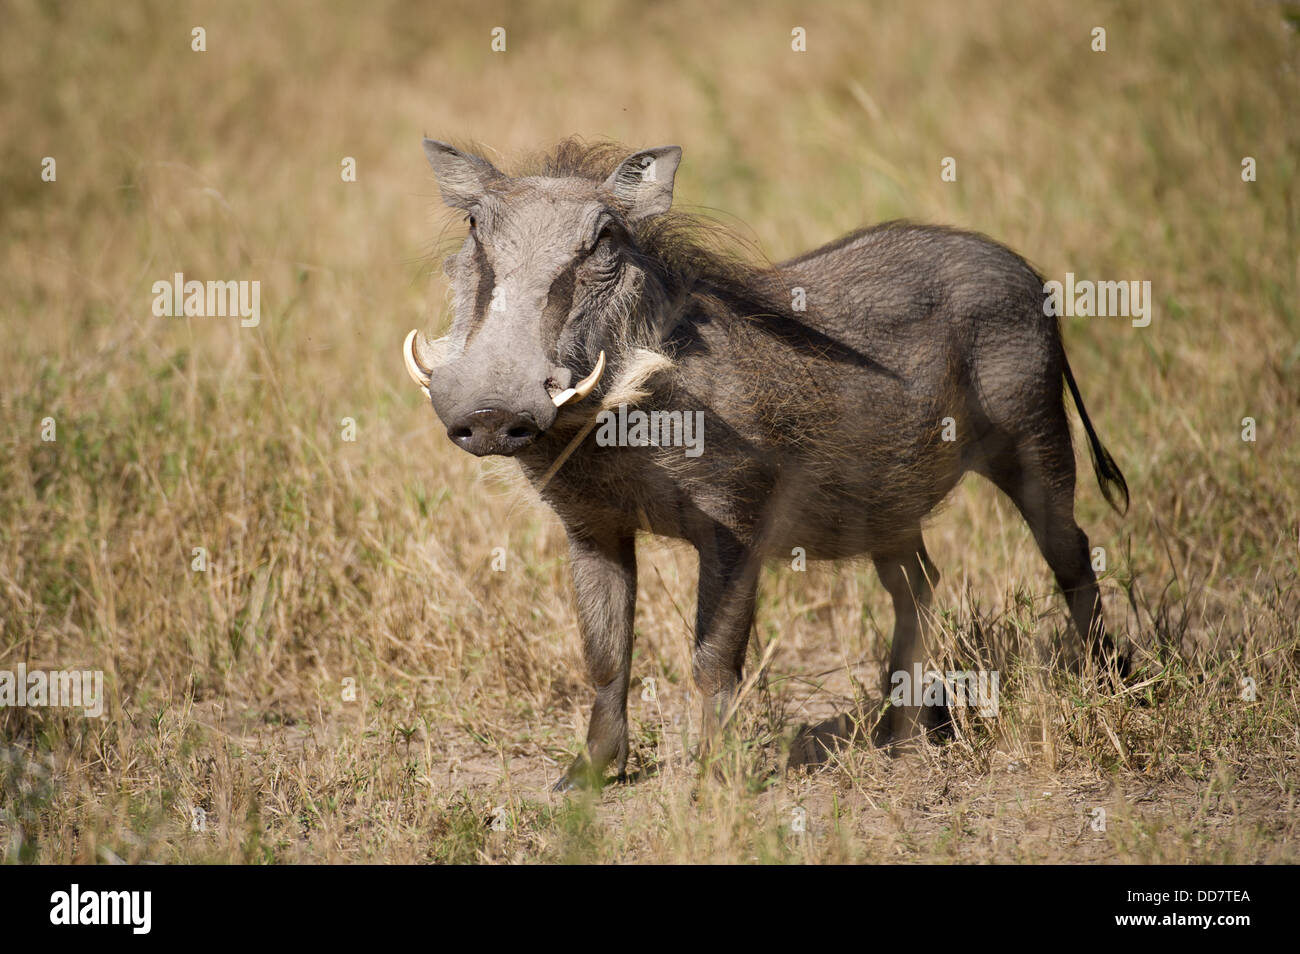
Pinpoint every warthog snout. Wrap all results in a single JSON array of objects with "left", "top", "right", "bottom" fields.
[
  {"left": 447, "top": 406, "right": 542, "bottom": 457},
  {"left": 428, "top": 358, "right": 558, "bottom": 457},
  {"left": 404, "top": 322, "right": 609, "bottom": 457}
]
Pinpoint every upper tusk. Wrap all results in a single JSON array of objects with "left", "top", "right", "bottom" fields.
[
  {"left": 403, "top": 329, "right": 432, "bottom": 398},
  {"left": 552, "top": 350, "right": 606, "bottom": 407}
]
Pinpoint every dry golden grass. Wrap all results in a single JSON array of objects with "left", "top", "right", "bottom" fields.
[{"left": 1, "top": 0, "right": 1297, "bottom": 863}]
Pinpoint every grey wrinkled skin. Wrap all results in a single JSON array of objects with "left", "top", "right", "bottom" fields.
[{"left": 411, "top": 138, "right": 1130, "bottom": 790}]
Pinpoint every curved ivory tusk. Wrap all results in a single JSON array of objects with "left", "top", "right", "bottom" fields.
[
  {"left": 403, "top": 329, "right": 432, "bottom": 399},
  {"left": 552, "top": 350, "right": 607, "bottom": 407}
]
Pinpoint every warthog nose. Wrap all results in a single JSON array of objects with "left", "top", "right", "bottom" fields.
[{"left": 447, "top": 408, "right": 541, "bottom": 457}]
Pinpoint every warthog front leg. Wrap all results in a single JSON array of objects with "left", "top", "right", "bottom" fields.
[
  {"left": 692, "top": 524, "right": 759, "bottom": 763},
  {"left": 556, "top": 530, "right": 637, "bottom": 791}
]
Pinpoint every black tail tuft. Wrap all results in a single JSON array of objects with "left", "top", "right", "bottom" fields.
[{"left": 1062, "top": 355, "right": 1129, "bottom": 515}]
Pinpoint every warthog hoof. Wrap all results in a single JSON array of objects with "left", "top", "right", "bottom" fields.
[{"left": 553, "top": 758, "right": 625, "bottom": 792}]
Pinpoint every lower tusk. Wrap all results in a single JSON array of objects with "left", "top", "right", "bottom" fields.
[
  {"left": 403, "top": 329, "right": 433, "bottom": 392},
  {"left": 552, "top": 350, "right": 607, "bottom": 407}
]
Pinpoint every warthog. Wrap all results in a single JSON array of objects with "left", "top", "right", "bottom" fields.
[{"left": 403, "top": 139, "right": 1129, "bottom": 789}]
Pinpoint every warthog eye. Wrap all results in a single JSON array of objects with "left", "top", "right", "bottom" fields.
[
  {"left": 587, "top": 228, "right": 618, "bottom": 266},
  {"left": 585, "top": 222, "right": 616, "bottom": 254}
]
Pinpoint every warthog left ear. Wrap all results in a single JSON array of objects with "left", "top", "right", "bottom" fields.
[
  {"left": 603, "top": 146, "right": 682, "bottom": 221},
  {"left": 422, "top": 139, "right": 504, "bottom": 210}
]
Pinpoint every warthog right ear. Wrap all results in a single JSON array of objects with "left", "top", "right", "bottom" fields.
[
  {"left": 603, "top": 146, "right": 682, "bottom": 221},
  {"left": 422, "top": 139, "right": 503, "bottom": 210}
]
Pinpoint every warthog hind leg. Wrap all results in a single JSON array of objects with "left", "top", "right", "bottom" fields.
[
  {"left": 978, "top": 425, "right": 1130, "bottom": 677},
  {"left": 873, "top": 532, "right": 948, "bottom": 746}
]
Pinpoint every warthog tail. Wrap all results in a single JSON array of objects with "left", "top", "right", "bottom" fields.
[{"left": 1062, "top": 355, "right": 1129, "bottom": 515}]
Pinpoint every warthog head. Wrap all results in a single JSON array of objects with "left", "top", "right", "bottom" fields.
[{"left": 404, "top": 139, "right": 682, "bottom": 457}]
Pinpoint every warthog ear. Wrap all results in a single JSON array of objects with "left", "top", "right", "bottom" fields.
[
  {"left": 422, "top": 139, "right": 503, "bottom": 210},
  {"left": 603, "top": 146, "right": 682, "bottom": 221}
]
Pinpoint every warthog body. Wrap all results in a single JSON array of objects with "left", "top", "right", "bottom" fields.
[{"left": 403, "top": 139, "right": 1129, "bottom": 788}]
